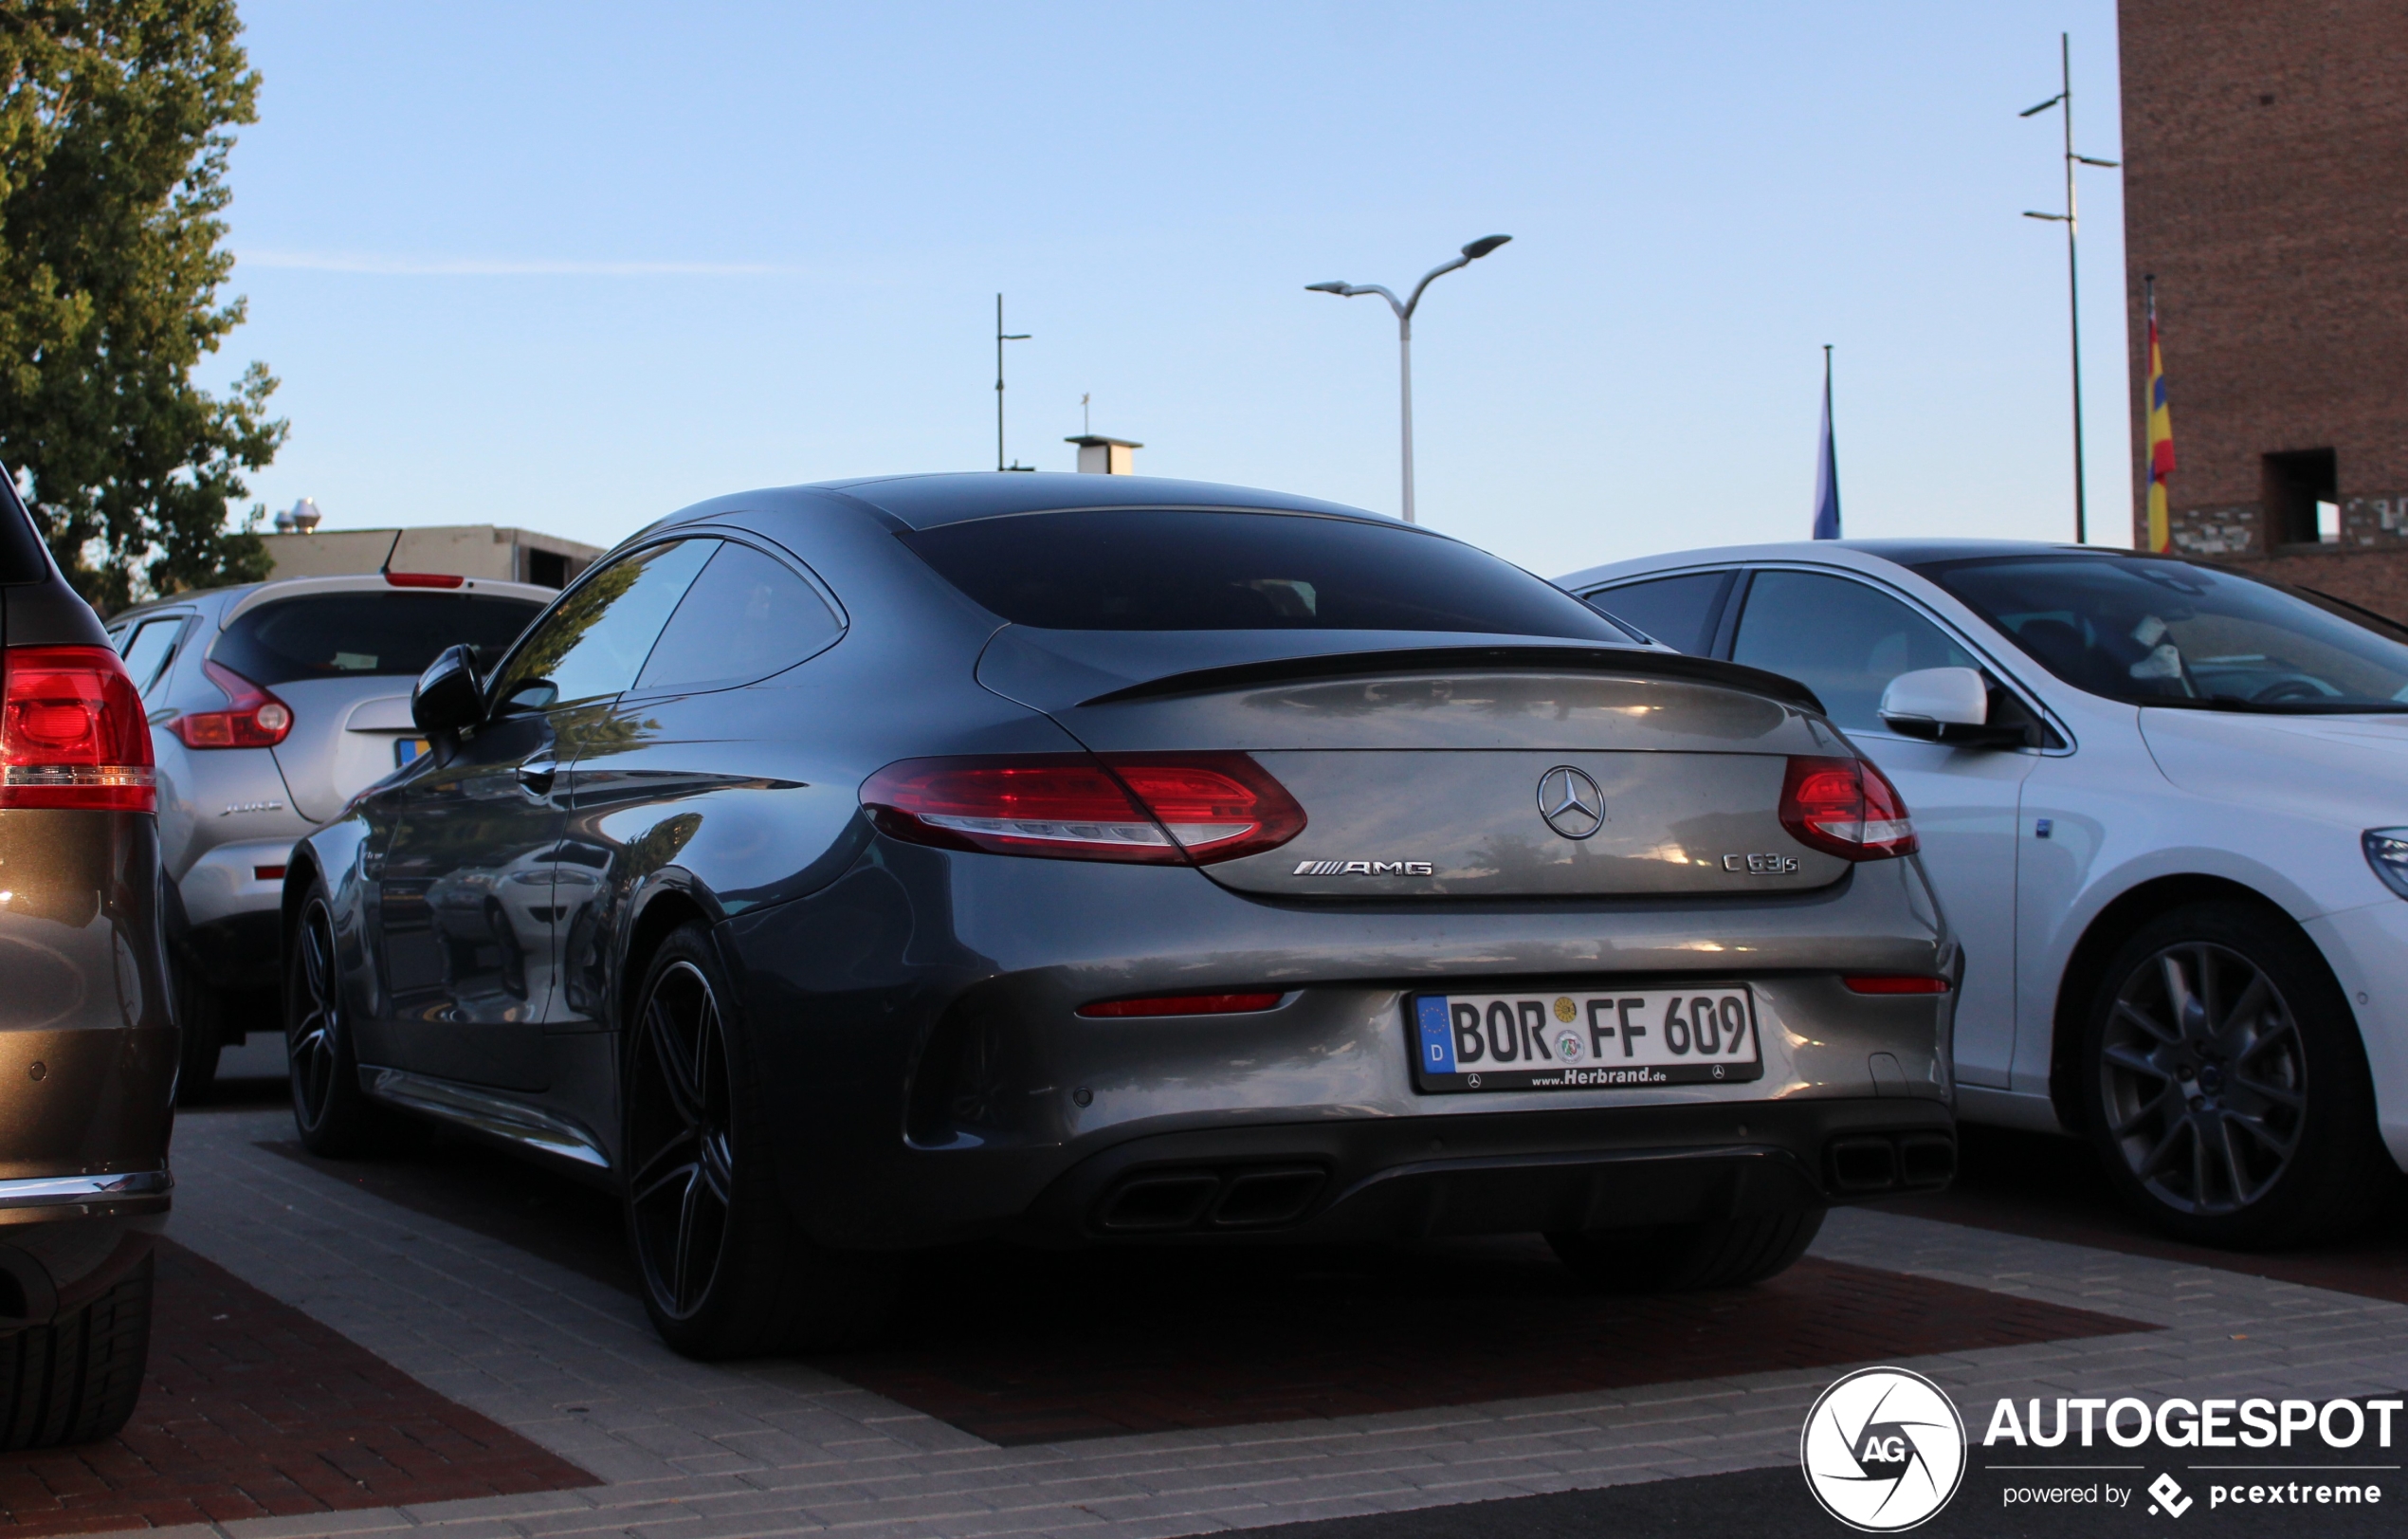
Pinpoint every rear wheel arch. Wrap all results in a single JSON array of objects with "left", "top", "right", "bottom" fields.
[
  {"left": 619, "top": 885, "right": 718, "bottom": 1036},
  {"left": 280, "top": 848, "right": 324, "bottom": 958},
  {"left": 2047, "top": 874, "right": 2337, "bottom": 1131}
]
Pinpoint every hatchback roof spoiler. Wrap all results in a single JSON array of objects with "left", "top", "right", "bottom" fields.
[{"left": 1078, "top": 644, "right": 1824, "bottom": 715}]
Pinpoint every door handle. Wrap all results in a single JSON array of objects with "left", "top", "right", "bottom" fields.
[{"left": 517, "top": 759, "right": 558, "bottom": 797}]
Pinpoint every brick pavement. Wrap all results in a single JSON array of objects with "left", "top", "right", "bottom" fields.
[
  {"left": 0, "top": 1242, "right": 589, "bottom": 1536},
  {"left": 87, "top": 1108, "right": 2408, "bottom": 1539}
]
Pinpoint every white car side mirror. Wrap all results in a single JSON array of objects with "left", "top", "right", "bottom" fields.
[
  {"left": 1878, "top": 667, "right": 2037, "bottom": 749},
  {"left": 1881, "top": 667, "right": 1988, "bottom": 733}
]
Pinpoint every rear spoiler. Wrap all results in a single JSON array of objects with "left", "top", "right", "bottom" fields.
[{"left": 1079, "top": 644, "right": 1826, "bottom": 715}]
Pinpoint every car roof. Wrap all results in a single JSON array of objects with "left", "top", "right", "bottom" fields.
[
  {"left": 111, "top": 573, "right": 558, "bottom": 629},
  {"left": 810, "top": 471, "right": 1390, "bottom": 531},
  {"left": 1554, "top": 538, "right": 2122, "bottom": 591}
]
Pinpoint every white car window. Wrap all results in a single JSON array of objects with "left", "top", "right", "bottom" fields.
[
  {"left": 119, "top": 616, "right": 187, "bottom": 697},
  {"left": 1586, "top": 571, "right": 1733, "bottom": 655},
  {"left": 1731, "top": 570, "right": 1979, "bottom": 731}
]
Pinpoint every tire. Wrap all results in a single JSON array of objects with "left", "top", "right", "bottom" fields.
[
  {"left": 170, "top": 948, "right": 221, "bottom": 1105},
  {"left": 622, "top": 923, "right": 891, "bottom": 1358},
  {"left": 2079, "top": 900, "right": 2386, "bottom": 1248},
  {"left": 0, "top": 1253, "right": 153, "bottom": 1450},
  {"left": 287, "top": 882, "right": 411, "bottom": 1157},
  {"left": 1547, "top": 1206, "right": 1825, "bottom": 1293}
]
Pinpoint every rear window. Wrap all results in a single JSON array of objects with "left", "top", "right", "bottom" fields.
[
  {"left": 212, "top": 592, "right": 546, "bottom": 686},
  {"left": 898, "top": 509, "right": 1629, "bottom": 637}
]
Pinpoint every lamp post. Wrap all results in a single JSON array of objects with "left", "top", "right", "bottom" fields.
[
  {"left": 1307, "top": 234, "right": 1512, "bottom": 524},
  {"left": 2020, "top": 34, "right": 2119, "bottom": 544},
  {"left": 995, "top": 294, "right": 1031, "bottom": 471}
]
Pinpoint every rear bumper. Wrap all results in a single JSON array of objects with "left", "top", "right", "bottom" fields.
[
  {"left": 1012, "top": 1098, "right": 1954, "bottom": 1246},
  {"left": 171, "top": 837, "right": 294, "bottom": 992},
  {"left": 0, "top": 810, "right": 175, "bottom": 1320},
  {"left": 724, "top": 838, "right": 1958, "bottom": 1251}
]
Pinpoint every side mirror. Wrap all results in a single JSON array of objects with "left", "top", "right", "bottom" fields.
[
  {"left": 411, "top": 644, "right": 483, "bottom": 748},
  {"left": 1880, "top": 666, "right": 2032, "bottom": 748}
]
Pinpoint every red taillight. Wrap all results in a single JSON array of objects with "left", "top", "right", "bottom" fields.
[
  {"left": 169, "top": 660, "right": 293, "bottom": 749},
  {"left": 1079, "top": 992, "right": 1285, "bottom": 1017},
  {"left": 860, "top": 752, "right": 1306, "bottom": 866},
  {"left": 1779, "top": 755, "right": 1918, "bottom": 861},
  {"left": 0, "top": 645, "right": 155, "bottom": 812},
  {"left": 1101, "top": 753, "right": 1307, "bottom": 862},
  {"left": 384, "top": 571, "right": 465, "bottom": 589},
  {"left": 1843, "top": 975, "right": 1952, "bottom": 995}
]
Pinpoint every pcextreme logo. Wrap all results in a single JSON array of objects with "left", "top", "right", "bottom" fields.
[{"left": 1800, "top": 1367, "right": 1966, "bottom": 1531}]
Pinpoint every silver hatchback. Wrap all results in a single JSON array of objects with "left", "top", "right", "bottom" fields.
[{"left": 106, "top": 572, "right": 550, "bottom": 1095}]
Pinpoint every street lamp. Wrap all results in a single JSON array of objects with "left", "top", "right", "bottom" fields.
[
  {"left": 994, "top": 294, "right": 1031, "bottom": 471},
  {"left": 2020, "top": 33, "right": 2119, "bottom": 544},
  {"left": 1307, "top": 234, "right": 1512, "bottom": 524}
]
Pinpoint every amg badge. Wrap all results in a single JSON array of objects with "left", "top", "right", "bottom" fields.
[
  {"left": 1292, "top": 859, "right": 1435, "bottom": 877},
  {"left": 1723, "top": 852, "right": 1800, "bottom": 874}
]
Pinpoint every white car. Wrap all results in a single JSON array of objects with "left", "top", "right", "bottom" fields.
[{"left": 1558, "top": 540, "right": 2408, "bottom": 1247}]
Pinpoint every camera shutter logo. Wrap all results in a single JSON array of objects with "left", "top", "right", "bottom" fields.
[{"left": 1799, "top": 1366, "right": 1966, "bottom": 1531}]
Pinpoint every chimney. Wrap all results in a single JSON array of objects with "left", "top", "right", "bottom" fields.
[{"left": 1065, "top": 434, "right": 1141, "bottom": 474}]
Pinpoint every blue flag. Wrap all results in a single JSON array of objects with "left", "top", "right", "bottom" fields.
[{"left": 1812, "top": 347, "right": 1841, "bottom": 540}]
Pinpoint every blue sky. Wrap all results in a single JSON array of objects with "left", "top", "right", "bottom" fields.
[{"left": 214, "top": 0, "right": 2130, "bottom": 575}]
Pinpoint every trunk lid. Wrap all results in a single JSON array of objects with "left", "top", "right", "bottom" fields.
[
  {"left": 268, "top": 677, "right": 422, "bottom": 822},
  {"left": 977, "top": 628, "right": 1850, "bottom": 898}
]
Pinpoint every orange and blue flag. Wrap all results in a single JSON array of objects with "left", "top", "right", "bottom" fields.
[{"left": 2145, "top": 282, "right": 2174, "bottom": 552}]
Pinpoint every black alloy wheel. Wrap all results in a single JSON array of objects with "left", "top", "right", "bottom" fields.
[
  {"left": 620, "top": 923, "right": 890, "bottom": 1358},
  {"left": 2082, "top": 901, "right": 2384, "bottom": 1247},
  {"left": 627, "top": 959, "right": 736, "bottom": 1323},
  {"left": 286, "top": 886, "right": 409, "bottom": 1157}
]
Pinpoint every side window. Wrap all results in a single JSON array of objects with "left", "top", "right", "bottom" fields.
[
  {"left": 488, "top": 540, "right": 717, "bottom": 713},
  {"left": 1729, "top": 570, "right": 1979, "bottom": 731},
  {"left": 119, "top": 616, "right": 188, "bottom": 697},
  {"left": 635, "top": 542, "right": 843, "bottom": 694},
  {"left": 1585, "top": 571, "right": 1733, "bottom": 655}
]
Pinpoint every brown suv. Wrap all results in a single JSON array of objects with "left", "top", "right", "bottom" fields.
[{"left": 0, "top": 475, "right": 174, "bottom": 1446}]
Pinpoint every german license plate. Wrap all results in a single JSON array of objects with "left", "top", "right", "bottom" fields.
[
  {"left": 1411, "top": 986, "right": 1762, "bottom": 1091},
  {"left": 396, "top": 737, "right": 430, "bottom": 767}
]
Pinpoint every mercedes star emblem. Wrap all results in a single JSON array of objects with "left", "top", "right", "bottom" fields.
[{"left": 1537, "top": 765, "right": 1604, "bottom": 840}]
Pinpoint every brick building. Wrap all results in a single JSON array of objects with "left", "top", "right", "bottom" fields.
[{"left": 2119, "top": 0, "right": 2408, "bottom": 611}]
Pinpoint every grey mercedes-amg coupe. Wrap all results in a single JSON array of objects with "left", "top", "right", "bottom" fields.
[{"left": 283, "top": 473, "right": 1960, "bottom": 1357}]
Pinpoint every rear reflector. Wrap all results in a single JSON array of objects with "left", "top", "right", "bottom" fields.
[
  {"left": 861, "top": 752, "right": 1305, "bottom": 865},
  {"left": 169, "top": 660, "right": 294, "bottom": 749},
  {"left": 1079, "top": 992, "right": 1285, "bottom": 1017},
  {"left": 384, "top": 571, "right": 465, "bottom": 589},
  {"left": 0, "top": 646, "right": 155, "bottom": 812},
  {"left": 1779, "top": 755, "right": 1918, "bottom": 861},
  {"left": 254, "top": 865, "right": 287, "bottom": 882},
  {"left": 1843, "top": 975, "right": 1952, "bottom": 995}
]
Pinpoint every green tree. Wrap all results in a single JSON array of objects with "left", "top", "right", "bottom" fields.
[{"left": 0, "top": 0, "right": 283, "bottom": 613}]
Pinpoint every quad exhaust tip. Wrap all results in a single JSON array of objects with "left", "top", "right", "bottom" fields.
[
  {"left": 1827, "top": 1133, "right": 1956, "bottom": 1195},
  {"left": 1093, "top": 1164, "right": 1329, "bottom": 1234}
]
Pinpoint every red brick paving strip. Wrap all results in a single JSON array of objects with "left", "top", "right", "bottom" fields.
[
  {"left": 0, "top": 1239, "right": 593, "bottom": 1535},
  {"left": 825, "top": 1255, "right": 2155, "bottom": 1446}
]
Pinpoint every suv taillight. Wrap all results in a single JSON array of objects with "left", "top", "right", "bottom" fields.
[
  {"left": 1779, "top": 755, "right": 1918, "bottom": 861},
  {"left": 0, "top": 645, "right": 156, "bottom": 812},
  {"left": 168, "top": 659, "right": 293, "bottom": 749},
  {"left": 861, "top": 752, "right": 1306, "bottom": 865}
]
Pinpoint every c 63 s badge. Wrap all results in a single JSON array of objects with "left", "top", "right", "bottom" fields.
[
  {"left": 1724, "top": 852, "right": 1800, "bottom": 874},
  {"left": 1292, "top": 859, "right": 1435, "bottom": 876}
]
